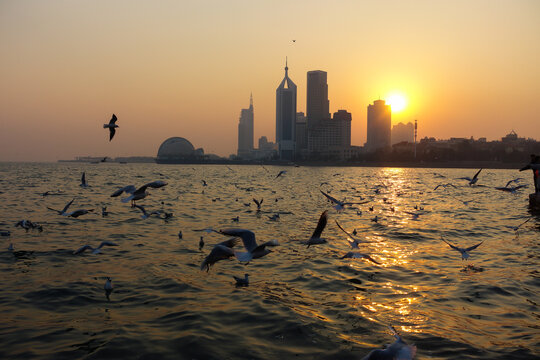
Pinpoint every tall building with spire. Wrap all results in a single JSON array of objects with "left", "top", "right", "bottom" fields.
[
  {"left": 237, "top": 93, "right": 254, "bottom": 158},
  {"left": 276, "top": 59, "right": 297, "bottom": 160}
]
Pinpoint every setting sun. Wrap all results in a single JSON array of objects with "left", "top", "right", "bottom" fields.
[{"left": 386, "top": 93, "right": 407, "bottom": 113}]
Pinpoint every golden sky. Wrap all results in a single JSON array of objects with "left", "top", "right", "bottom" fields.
[{"left": 1, "top": 0, "right": 539, "bottom": 161}]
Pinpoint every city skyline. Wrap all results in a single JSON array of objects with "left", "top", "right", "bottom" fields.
[{"left": 1, "top": 1, "right": 539, "bottom": 161}]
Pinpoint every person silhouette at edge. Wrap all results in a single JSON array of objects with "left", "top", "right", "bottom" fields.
[{"left": 520, "top": 154, "right": 540, "bottom": 193}]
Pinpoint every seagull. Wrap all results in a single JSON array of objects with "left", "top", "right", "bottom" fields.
[
  {"left": 335, "top": 220, "right": 370, "bottom": 248},
  {"left": 340, "top": 252, "right": 381, "bottom": 265},
  {"left": 101, "top": 206, "right": 108, "bottom": 217},
  {"left": 104, "top": 277, "right": 113, "bottom": 301},
  {"left": 218, "top": 228, "right": 278, "bottom": 263},
  {"left": 268, "top": 214, "right": 280, "bottom": 221},
  {"left": 404, "top": 211, "right": 422, "bottom": 221},
  {"left": 8, "top": 243, "right": 14, "bottom": 251},
  {"left": 73, "top": 241, "right": 118, "bottom": 255},
  {"left": 433, "top": 183, "right": 457, "bottom": 190},
  {"left": 320, "top": 190, "right": 367, "bottom": 211},
  {"left": 253, "top": 198, "right": 263, "bottom": 211},
  {"left": 306, "top": 210, "right": 328, "bottom": 248},
  {"left": 80, "top": 172, "right": 89, "bottom": 188},
  {"left": 110, "top": 180, "right": 168, "bottom": 206},
  {"left": 40, "top": 190, "right": 63, "bottom": 196},
  {"left": 47, "top": 199, "right": 94, "bottom": 217},
  {"left": 504, "top": 178, "right": 524, "bottom": 188},
  {"left": 103, "top": 114, "right": 118, "bottom": 141},
  {"left": 233, "top": 274, "right": 249, "bottom": 286},
  {"left": 178, "top": 231, "right": 183, "bottom": 239},
  {"left": 457, "top": 168, "right": 482, "bottom": 186},
  {"left": 200, "top": 238, "right": 239, "bottom": 272},
  {"left": 201, "top": 180, "right": 208, "bottom": 187},
  {"left": 0, "top": 230, "right": 10, "bottom": 237},
  {"left": 133, "top": 204, "right": 161, "bottom": 219},
  {"left": 371, "top": 216, "right": 378, "bottom": 223},
  {"left": 494, "top": 184, "right": 527, "bottom": 193},
  {"left": 199, "top": 236, "right": 205, "bottom": 251},
  {"left": 440, "top": 236, "right": 483, "bottom": 260},
  {"left": 15, "top": 220, "right": 43, "bottom": 232},
  {"left": 232, "top": 216, "right": 239, "bottom": 222},
  {"left": 275, "top": 170, "right": 287, "bottom": 179},
  {"left": 504, "top": 217, "right": 532, "bottom": 232},
  {"left": 456, "top": 198, "right": 474, "bottom": 206},
  {"left": 361, "top": 325, "right": 416, "bottom": 360}
]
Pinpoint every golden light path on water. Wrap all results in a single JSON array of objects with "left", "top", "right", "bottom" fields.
[{"left": 0, "top": 163, "right": 538, "bottom": 360}]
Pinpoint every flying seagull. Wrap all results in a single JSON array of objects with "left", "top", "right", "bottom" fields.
[
  {"left": 47, "top": 199, "right": 94, "bottom": 217},
  {"left": 200, "top": 237, "right": 239, "bottom": 272},
  {"left": 133, "top": 204, "right": 162, "bottom": 219},
  {"left": 361, "top": 325, "right": 416, "bottom": 360},
  {"left": 110, "top": 180, "right": 168, "bottom": 206},
  {"left": 306, "top": 210, "right": 328, "bottom": 247},
  {"left": 80, "top": 172, "right": 89, "bottom": 188},
  {"left": 335, "top": 220, "right": 370, "bottom": 248},
  {"left": 457, "top": 168, "right": 482, "bottom": 186},
  {"left": 320, "top": 190, "right": 368, "bottom": 211},
  {"left": 494, "top": 184, "right": 527, "bottom": 193},
  {"left": 275, "top": 170, "right": 287, "bottom": 179},
  {"left": 340, "top": 252, "right": 381, "bottom": 265},
  {"left": 440, "top": 236, "right": 483, "bottom": 260},
  {"left": 103, "top": 114, "right": 119, "bottom": 141},
  {"left": 218, "top": 228, "right": 278, "bottom": 263},
  {"left": 433, "top": 183, "right": 457, "bottom": 190},
  {"left": 253, "top": 198, "right": 263, "bottom": 211},
  {"left": 73, "top": 241, "right": 118, "bottom": 255}
]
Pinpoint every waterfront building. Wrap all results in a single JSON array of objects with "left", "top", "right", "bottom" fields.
[
  {"left": 237, "top": 94, "right": 254, "bottom": 158},
  {"left": 365, "top": 99, "right": 391, "bottom": 151},
  {"left": 391, "top": 122, "right": 414, "bottom": 145},
  {"left": 276, "top": 60, "right": 297, "bottom": 160},
  {"left": 306, "top": 70, "right": 330, "bottom": 130}
]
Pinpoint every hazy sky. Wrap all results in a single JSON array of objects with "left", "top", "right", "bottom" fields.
[{"left": 1, "top": 0, "right": 539, "bottom": 161}]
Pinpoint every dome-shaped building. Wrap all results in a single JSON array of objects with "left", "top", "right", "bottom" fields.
[{"left": 156, "top": 137, "right": 204, "bottom": 163}]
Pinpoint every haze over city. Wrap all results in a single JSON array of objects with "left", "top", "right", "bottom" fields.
[{"left": 1, "top": 0, "right": 539, "bottom": 161}]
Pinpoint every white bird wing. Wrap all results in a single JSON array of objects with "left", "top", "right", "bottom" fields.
[
  {"left": 220, "top": 229, "right": 257, "bottom": 252},
  {"left": 320, "top": 190, "right": 342, "bottom": 206},
  {"left": 111, "top": 185, "right": 136, "bottom": 197},
  {"left": 144, "top": 180, "right": 168, "bottom": 189}
]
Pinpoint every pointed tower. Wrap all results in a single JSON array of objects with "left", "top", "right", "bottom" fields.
[
  {"left": 276, "top": 58, "right": 297, "bottom": 160},
  {"left": 237, "top": 94, "right": 254, "bottom": 158}
]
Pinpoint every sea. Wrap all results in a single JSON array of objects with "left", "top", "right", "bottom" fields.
[{"left": 0, "top": 162, "right": 538, "bottom": 360}]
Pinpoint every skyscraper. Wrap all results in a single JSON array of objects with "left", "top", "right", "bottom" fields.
[
  {"left": 237, "top": 94, "right": 254, "bottom": 158},
  {"left": 306, "top": 70, "right": 330, "bottom": 130},
  {"left": 365, "top": 99, "right": 391, "bottom": 151},
  {"left": 276, "top": 60, "right": 297, "bottom": 160}
]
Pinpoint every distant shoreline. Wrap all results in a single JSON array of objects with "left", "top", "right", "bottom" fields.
[{"left": 49, "top": 159, "right": 527, "bottom": 170}]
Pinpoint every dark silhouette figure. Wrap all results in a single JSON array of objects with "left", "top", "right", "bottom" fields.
[{"left": 520, "top": 154, "right": 540, "bottom": 193}]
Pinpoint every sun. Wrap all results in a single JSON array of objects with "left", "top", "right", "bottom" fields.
[{"left": 386, "top": 93, "right": 407, "bottom": 113}]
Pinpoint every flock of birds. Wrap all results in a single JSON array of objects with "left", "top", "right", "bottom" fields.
[{"left": 2, "top": 115, "right": 537, "bottom": 359}]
